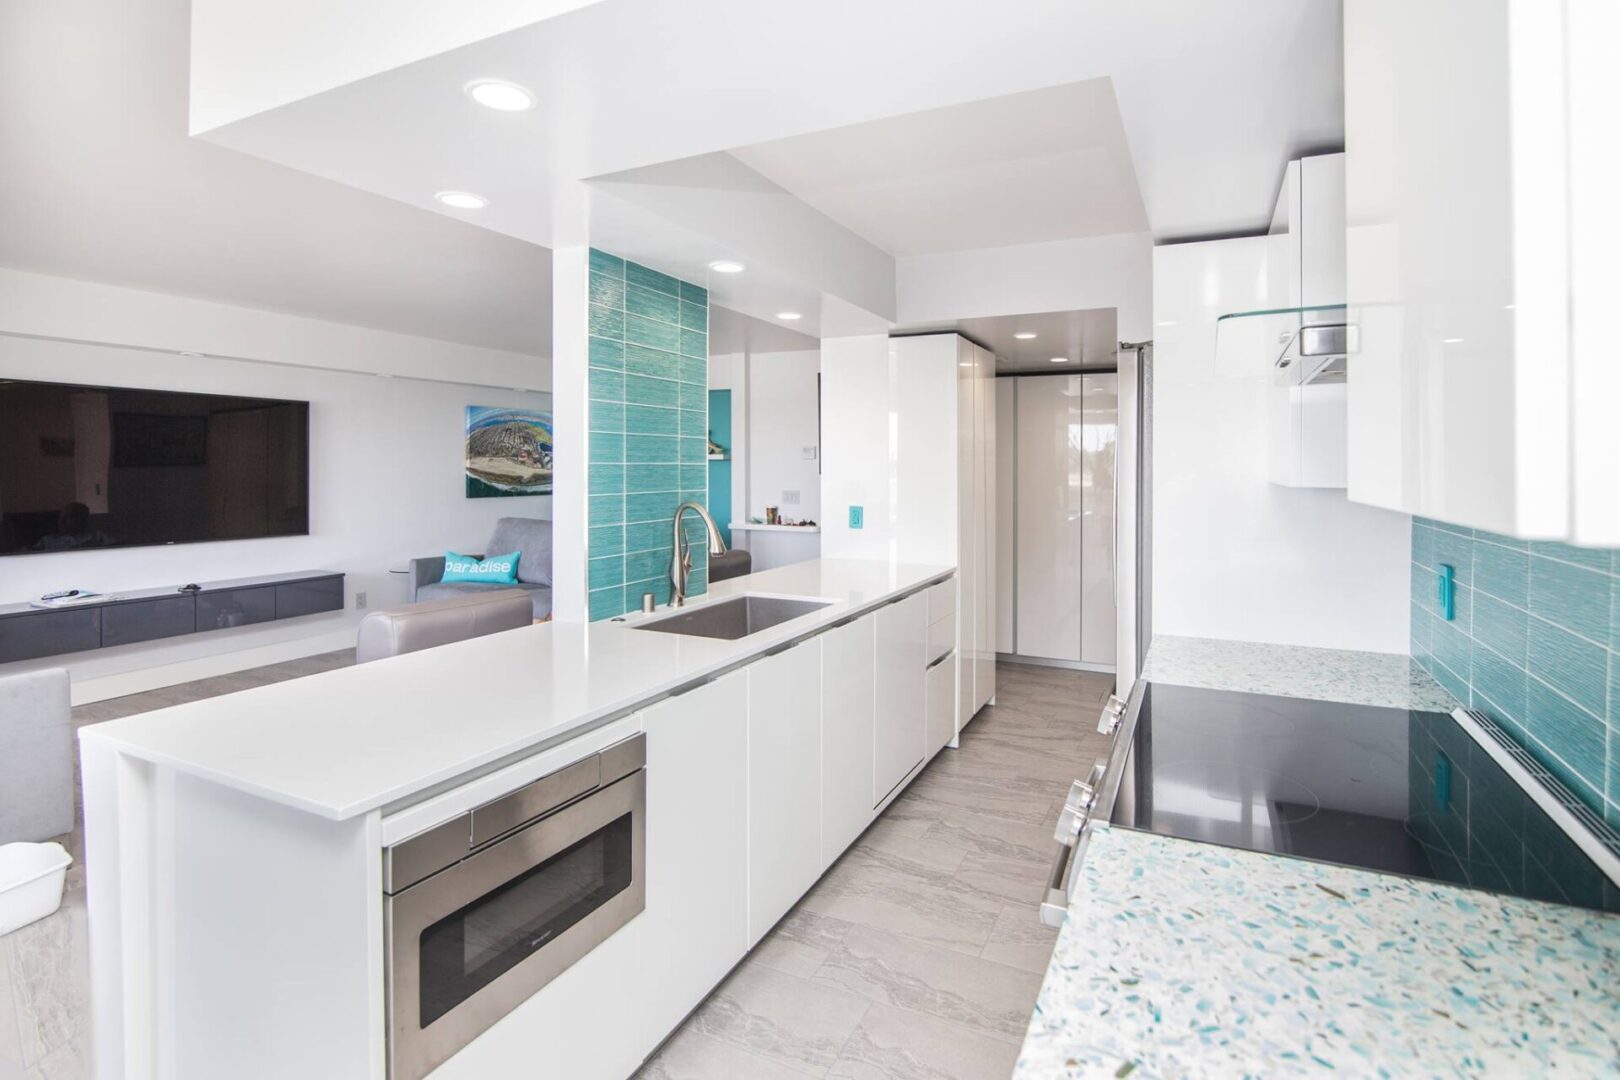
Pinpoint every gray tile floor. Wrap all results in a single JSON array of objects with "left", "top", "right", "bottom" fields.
[{"left": 0, "top": 654, "right": 1110, "bottom": 1080}]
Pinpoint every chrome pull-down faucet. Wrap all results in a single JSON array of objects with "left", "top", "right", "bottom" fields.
[{"left": 669, "top": 501, "right": 728, "bottom": 608}]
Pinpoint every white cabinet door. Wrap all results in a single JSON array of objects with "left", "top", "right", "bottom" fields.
[
  {"left": 1079, "top": 374, "right": 1118, "bottom": 666},
  {"left": 747, "top": 640, "right": 822, "bottom": 946},
  {"left": 874, "top": 591, "right": 927, "bottom": 806},
  {"left": 821, "top": 615, "right": 875, "bottom": 867},
  {"left": 1345, "top": 0, "right": 1574, "bottom": 537},
  {"left": 1015, "top": 375, "right": 1084, "bottom": 662},
  {"left": 638, "top": 672, "right": 748, "bottom": 1050},
  {"left": 925, "top": 653, "right": 955, "bottom": 759}
]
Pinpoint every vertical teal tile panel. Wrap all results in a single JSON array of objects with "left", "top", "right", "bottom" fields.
[
  {"left": 1411, "top": 518, "right": 1620, "bottom": 825},
  {"left": 586, "top": 248, "right": 709, "bottom": 619}
]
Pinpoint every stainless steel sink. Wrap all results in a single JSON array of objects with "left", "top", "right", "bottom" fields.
[{"left": 632, "top": 595, "right": 832, "bottom": 641}]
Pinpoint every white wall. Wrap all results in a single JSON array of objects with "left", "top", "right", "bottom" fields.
[
  {"left": 1151, "top": 237, "right": 1411, "bottom": 654},
  {"left": 0, "top": 274, "right": 550, "bottom": 701},
  {"left": 896, "top": 231, "right": 1153, "bottom": 342},
  {"left": 744, "top": 350, "right": 820, "bottom": 524},
  {"left": 0, "top": 268, "right": 547, "bottom": 390},
  {"left": 819, "top": 335, "right": 898, "bottom": 562}
]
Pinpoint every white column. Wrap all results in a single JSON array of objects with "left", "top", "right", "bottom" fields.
[{"left": 550, "top": 246, "right": 591, "bottom": 623}]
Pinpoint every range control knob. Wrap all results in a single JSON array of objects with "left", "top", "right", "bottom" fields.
[{"left": 1097, "top": 694, "right": 1127, "bottom": 734}]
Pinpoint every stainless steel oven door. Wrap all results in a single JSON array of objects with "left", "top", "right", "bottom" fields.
[{"left": 386, "top": 771, "right": 645, "bottom": 1080}]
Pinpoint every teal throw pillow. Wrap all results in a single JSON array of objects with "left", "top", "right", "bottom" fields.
[{"left": 441, "top": 550, "right": 521, "bottom": 585}]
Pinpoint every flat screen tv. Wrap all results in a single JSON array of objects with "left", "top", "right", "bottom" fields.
[{"left": 0, "top": 379, "right": 310, "bottom": 556}]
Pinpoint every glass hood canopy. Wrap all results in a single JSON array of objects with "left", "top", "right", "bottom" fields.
[{"left": 1214, "top": 303, "right": 1352, "bottom": 384}]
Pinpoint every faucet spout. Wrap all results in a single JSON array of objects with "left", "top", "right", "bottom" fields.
[{"left": 670, "top": 501, "right": 727, "bottom": 608}]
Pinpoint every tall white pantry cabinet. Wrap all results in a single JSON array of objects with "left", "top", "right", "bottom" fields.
[{"left": 820, "top": 332, "right": 997, "bottom": 736}]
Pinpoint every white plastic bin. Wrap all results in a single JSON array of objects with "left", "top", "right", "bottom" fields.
[{"left": 0, "top": 841, "right": 72, "bottom": 936}]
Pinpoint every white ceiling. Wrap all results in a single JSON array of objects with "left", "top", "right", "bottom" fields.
[
  {"left": 0, "top": 0, "right": 552, "bottom": 355},
  {"left": 904, "top": 308, "right": 1118, "bottom": 373},
  {"left": 732, "top": 80, "right": 1148, "bottom": 257},
  {"left": 189, "top": 0, "right": 1344, "bottom": 330}
]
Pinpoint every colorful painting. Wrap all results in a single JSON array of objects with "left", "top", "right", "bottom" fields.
[{"left": 465, "top": 406, "right": 553, "bottom": 498}]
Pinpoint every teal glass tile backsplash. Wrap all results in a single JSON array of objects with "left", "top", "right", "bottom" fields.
[
  {"left": 587, "top": 249, "right": 708, "bottom": 619},
  {"left": 1411, "top": 518, "right": 1620, "bottom": 826}
]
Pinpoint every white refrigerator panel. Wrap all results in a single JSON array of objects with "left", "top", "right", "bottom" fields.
[
  {"left": 1079, "top": 374, "right": 1118, "bottom": 666},
  {"left": 1015, "top": 375, "right": 1084, "bottom": 662}
]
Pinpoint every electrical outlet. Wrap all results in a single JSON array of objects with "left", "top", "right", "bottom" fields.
[
  {"left": 848, "top": 505, "right": 864, "bottom": 529},
  {"left": 355, "top": 591, "right": 368, "bottom": 610},
  {"left": 782, "top": 490, "right": 800, "bottom": 505},
  {"left": 1436, "top": 564, "right": 1455, "bottom": 621},
  {"left": 802, "top": 445, "right": 818, "bottom": 460}
]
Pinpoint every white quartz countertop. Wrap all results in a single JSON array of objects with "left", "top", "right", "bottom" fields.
[
  {"left": 1017, "top": 827, "right": 1620, "bottom": 1078},
  {"left": 78, "top": 558, "right": 950, "bottom": 821}
]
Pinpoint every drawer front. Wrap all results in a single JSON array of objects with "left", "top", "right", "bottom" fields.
[
  {"left": 926, "top": 579, "right": 956, "bottom": 624},
  {"left": 276, "top": 576, "right": 344, "bottom": 618},
  {"left": 101, "top": 596, "right": 196, "bottom": 647},
  {"left": 926, "top": 610, "right": 956, "bottom": 665},
  {"left": 0, "top": 608, "right": 101, "bottom": 662},
  {"left": 197, "top": 586, "right": 277, "bottom": 631}
]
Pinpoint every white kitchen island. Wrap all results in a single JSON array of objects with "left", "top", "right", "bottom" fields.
[{"left": 78, "top": 558, "right": 959, "bottom": 1080}]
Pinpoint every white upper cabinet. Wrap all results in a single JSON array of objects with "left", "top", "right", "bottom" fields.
[
  {"left": 1265, "top": 153, "right": 1348, "bottom": 490},
  {"left": 1344, "top": 0, "right": 1616, "bottom": 542}
]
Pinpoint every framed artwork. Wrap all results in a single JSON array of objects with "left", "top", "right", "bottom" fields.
[{"left": 465, "top": 406, "right": 553, "bottom": 498}]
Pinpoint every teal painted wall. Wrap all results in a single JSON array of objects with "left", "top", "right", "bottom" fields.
[
  {"left": 707, "top": 389, "right": 732, "bottom": 548},
  {"left": 586, "top": 249, "right": 709, "bottom": 620},
  {"left": 1411, "top": 518, "right": 1620, "bottom": 827}
]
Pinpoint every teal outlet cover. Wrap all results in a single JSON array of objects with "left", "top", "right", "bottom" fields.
[
  {"left": 848, "top": 505, "right": 864, "bottom": 529},
  {"left": 1437, "top": 564, "right": 1456, "bottom": 621}
]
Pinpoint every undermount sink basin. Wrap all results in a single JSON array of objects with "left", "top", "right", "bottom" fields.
[{"left": 633, "top": 595, "right": 832, "bottom": 641}]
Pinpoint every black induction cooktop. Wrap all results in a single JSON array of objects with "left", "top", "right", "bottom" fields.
[{"left": 1106, "top": 682, "right": 1620, "bottom": 913}]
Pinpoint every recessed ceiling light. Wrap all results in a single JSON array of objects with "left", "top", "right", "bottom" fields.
[
  {"left": 776, "top": 311, "right": 802, "bottom": 321},
  {"left": 708, "top": 260, "right": 746, "bottom": 274},
  {"left": 1014, "top": 332, "right": 1037, "bottom": 340},
  {"left": 465, "top": 79, "right": 534, "bottom": 112},
  {"left": 1049, "top": 356, "right": 1068, "bottom": 364},
  {"left": 435, "top": 191, "right": 487, "bottom": 210},
  {"left": 1441, "top": 337, "right": 1465, "bottom": 344}
]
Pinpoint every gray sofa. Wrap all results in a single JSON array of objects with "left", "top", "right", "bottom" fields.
[
  {"left": 0, "top": 667, "right": 73, "bottom": 843},
  {"left": 409, "top": 517, "right": 552, "bottom": 619},
  {"left": 357, "top": 590, "right": 534, "bottom": 664}
]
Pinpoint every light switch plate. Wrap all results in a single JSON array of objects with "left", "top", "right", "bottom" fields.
[
  {"left": 848, "top": 505, "right": 864, "bottom": 529},
  {"left": 1437, "top": 564, "right": 1455, "bottom": 621}
]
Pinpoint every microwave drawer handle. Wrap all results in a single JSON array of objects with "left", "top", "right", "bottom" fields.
[{"left": 470, "top": 756, "right": 601, "bottom": 848}]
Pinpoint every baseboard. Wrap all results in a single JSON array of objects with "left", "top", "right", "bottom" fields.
[
  {"left": 68, "top": 626, "right": 358, "bottom": 706},
  {"left": 997, "top": 653, "right": 1116, "bottom": 675}
]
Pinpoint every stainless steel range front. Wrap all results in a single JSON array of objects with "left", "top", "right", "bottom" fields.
[{"left": 384, "top": 735, "right": 646, "bottom": 1080}]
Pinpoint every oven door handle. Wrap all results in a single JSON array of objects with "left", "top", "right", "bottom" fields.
[{"left": 1039, "top": 837, "right": 1076, "bottom": 928}]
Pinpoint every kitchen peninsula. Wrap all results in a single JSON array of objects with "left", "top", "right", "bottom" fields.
[{"left": 78, "top": 558, "right": 956, "bottom": 1079}]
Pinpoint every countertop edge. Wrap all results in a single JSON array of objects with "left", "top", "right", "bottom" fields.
[{"left": 79, "top": 562, "right": 954, "bottom": 821}]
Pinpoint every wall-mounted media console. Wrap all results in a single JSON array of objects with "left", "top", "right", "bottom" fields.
[{"left": 0, "top": 571, "right": 344, "bottom": 663}]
